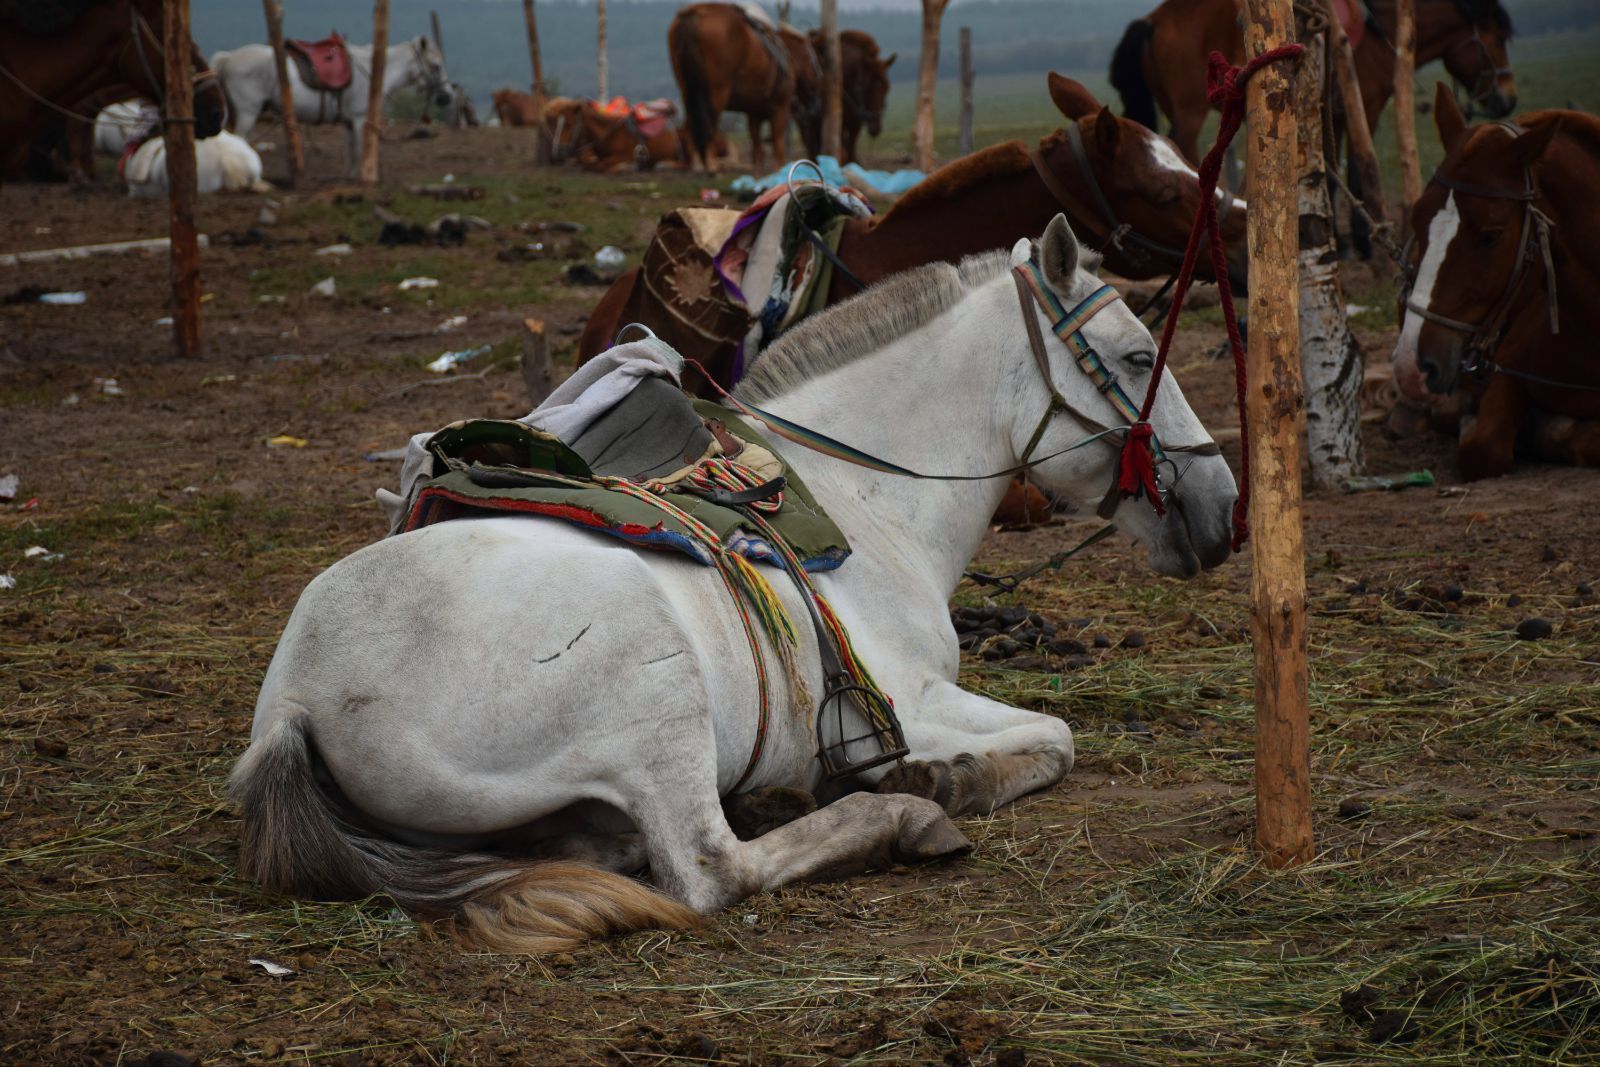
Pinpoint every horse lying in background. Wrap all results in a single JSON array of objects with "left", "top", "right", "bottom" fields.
[
  {"left": 123, "top": 130, "right": 271, "bottom": 197},
  {"left": 229, "top": 214, "right": 1237, "bottom": 955},
  {"left": 492, "top": 88, "right": 542, "bottom": 127},
  {"left": 1392, "top": 84, "right": 1600, "bottom": 478}
]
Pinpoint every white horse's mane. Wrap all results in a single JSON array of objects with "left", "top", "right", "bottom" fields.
[{"left": 736, "top": 249, "right": 1016, "bottom": 403}]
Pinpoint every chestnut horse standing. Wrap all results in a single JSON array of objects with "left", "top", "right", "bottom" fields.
[
  {"left": 799, "top": 29, "right": 895, "bottom": 164},
  {"left": 0, "top": 0, "right": 225, "bottom": 169},
  {"left": 1392, "top": 85, "right": 1600, "bottom": 480},
  {"left": 669, "top": 2, "right": 810, "bottom": 173},
  {"left": 576, "top": 73, "right": 1248, "bottom": 387},
  {"left": 1110, "top": 0, "right": 1516, "bottom": 164}
]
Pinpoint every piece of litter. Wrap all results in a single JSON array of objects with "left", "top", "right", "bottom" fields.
[
  {"left": 0, "top": 574, "right": 14, "bottom": 591},
  {"left": 309, "top": 277, "right": 337, "bottom": 297},
  {"left": 247, "top": 958, "right": 295, "bottom": 977},
  {"left": 266, "top": 435, "right": 309, "bottom": 448},
  {"left": 257, "top": 294, "right": 286, "bottom": 304},
  {"left": 18, "top": 498, "right": 39, "bottom": 511},
  {"left": 399, "top": 276, "right": 439, "bottom": 291},
  {"left": 200, "top": 374, "right": 237, "bottom": 386},
  {"left": 1340, "top": 470, "right": 1435, "bottom": 493},
  {"left": 154, "top": 316, "right": 174, "bottom": 326},
  {"left": 427, "top": 344, "right": 493, "bottom": 374},
  {"left": 314, "top": 242, "right": 354, "bottom": 256},
  {"left": 39, "top": 291, "right": 86, "bottom": 305},
  {"left": 434, "top": 314, "right": 468, "bottom": 333},
  {"left": 0, "top": 474, "right": 17, "bottom": 502},
  {"left": 362, "top": 447, "right": 410, "bottom": 462},
  {"left": 594, "top": 245, "right": 626, "bottom": 270},
  {"left": 24, "top": 546, "right": 63, "bottom": 562},
  {"left": 1344, "top": 303, "right": 1373, "bottom": 317},
  {"left": 182, "top": 486, "right": 201, "bottom": 493},
  {"left": 1438, "top": 486, "right": 1469, "bottom": 497},
  {"left": 61, "top": 393, "right": 80, "bottom": 406},
  {"left": 442, "top": 173, "right": 455, "bottom": 183},
  {"left": 93, "top": 377, "right": 124, "bottom": 396}
]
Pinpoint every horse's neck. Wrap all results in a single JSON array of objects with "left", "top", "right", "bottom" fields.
[
  {"left": 753, "top": 282, "right": 1021, "bottom": 594},
  {"left": 3, "top": 15, "right": 121, "bottom": 138},
  {"left": 839, "top": 166, "right": 1053, "bottom": 289},
  {"left": 1537, "top": 133, "right": 1600, "bottom": 311}
]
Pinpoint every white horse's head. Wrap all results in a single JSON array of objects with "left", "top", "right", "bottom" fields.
[
  {"left": 1011, "top": 215, "right": 1237, "bottom": 578},
  {"left": 409, "top": 36, "right": 452, "bottom": 108}
]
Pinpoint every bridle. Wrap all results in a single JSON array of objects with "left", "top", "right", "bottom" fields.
[
  {"left": 1366, "top": 0, "right": 1511, "bottom": 117},
  {"left": 1400, "top": 121, "right": 1565, "bottom": 386}
]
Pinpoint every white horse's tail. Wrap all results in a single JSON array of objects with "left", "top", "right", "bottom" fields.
[{"left": 229, "top": 710, "right": 700, "bottom": 954}]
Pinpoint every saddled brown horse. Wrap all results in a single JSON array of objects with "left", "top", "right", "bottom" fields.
[
  {"left": 1392, "top": 85, "right": 1600, "bottom": 479},
  {"left": 0, "top": 0, "right": 225, "bottom": 169},
  {"left": 669, "top": 2, "right": 812, "bottom": 173},
  {"left": 1110, "top": 0, "right": 1516, "bottom": 164},
  {"left": 576, "top": 73, "right": 1248, "bottom": 386},
  {"left": 798, "top": 29, "right": 895, "bottom": 164}
]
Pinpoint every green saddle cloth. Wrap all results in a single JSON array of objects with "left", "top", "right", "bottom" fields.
[{"left": 402, "top": 399, "right": 850, "bottom": 572}]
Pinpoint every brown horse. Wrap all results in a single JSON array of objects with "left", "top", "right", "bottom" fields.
[
  {"left": 576, "top": 73, "right": 1248, "bottom": 387},
  {"left": 0, "top": 0, "right": 225, "bottom": 167},
  {"left": 669, "top": 2, "right": 803, "bottom": 173},
  {"left": 1110, "top": 0, "right": 1516, "bottom": 164},
  {"left": 799, "top": 29, "right": 895, "bottom": 164},
  {"left": 492, "top": 88, "right": 542, "bottom": 127},
  {"left": 1392, "top": 85, "right": 1600, "bottom": 479}
]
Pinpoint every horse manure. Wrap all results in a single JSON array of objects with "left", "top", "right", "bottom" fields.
[
  {"left": 1337, "top": 797, "right": 1372, "bottom": 820},
  {"left": 1010, "top": 627, "right": 1039, "bottom": 646},
  {"left": 982, "top": 640, "right": 1020, "bottom": 661},
  {"left": 1027, "top": 612, "right": 1046, "bottom": 628},
  {"left": 1367, "top": 1008, "right": 1420, "bottom": 1044},
  {"left": 1515, "top": 617, "right": 1554, "bottom": 640},
  {"left": 1008, "top": 656, "right": 1050, "bottom": 672},
  {"left": 1442, "top": 584, "right": 1464, "bottom": 602},
  {"left": 124, "top": 1054, "right": 200, "bottom": 1067},
  {"left": 1092, "top": 634, "right": 1112, "bottom": 650},
  {"left": 1339, "top": 984, "right": 1382, "bottom": 1020},
  {"left": 33, "top": 738, "right": 67, "bottom": 759},
  {"left": 1120, "top": 631, "right": 1146, "bottom": 649},
  {"left": 1061, "top": 655, "right": 1095, "bottom": 671},
  {"left": 378, "top": 221, "right": 427, "bottom": 246},
  {"left": 674, "top": 1033, "right": 720, "bottom": 1062},
  {"left": 996, "top": 606, "right": 1028, "bottom": 627},
  {"left": 1541, "top": 545, "right": 1559, "bottom": 562},
  {"left": 957, "top": 632, "right": 982, "bottom": 651},
  {"left": 1507, "top": 594, "right": 1523, "bottom": 607},
  {"left": 1049, "top": 637, "right": 1087, "bottom": 656}
]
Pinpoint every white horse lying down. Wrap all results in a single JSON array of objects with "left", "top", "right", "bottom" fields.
[
  {"left": 94, "top": 100, "right": 160, "bottom": 157},
  {"left": 124, "top": 131, "right": 269, "bottom": 197},
  {"left": 231, "top": 216, "right": 1237, "bottom": 953},
  {"left": 210, "top": 37, "right": 450, "bottom": 177}
]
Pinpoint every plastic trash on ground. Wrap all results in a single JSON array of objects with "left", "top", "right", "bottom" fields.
[
  {"left": 594, "top": 246, "right": 626, "bottom": 271},
  {"left": 1340, "top": 470, "right": 1435, "bottom": 493},
  {"left": 266, "top": 435, "right": 310, "bottom": 448},
  {"left": 39, "top": 291, "right": 87, "bottom": 305},
  {"left": 247, "top": 958, "right": 295, "bottom": 977},
  {"left": 728, "top": 155, "right": 926, "bottom": 198},
  {"left": 314, "top": 242, "right": 354, "bottom": 256},
  {"left": 24, "top": 545, "right": 64, "bottom": 562},
  {"left": 0, "top": 474, "right": 17, "bottom": 502},
  {"left": 399, "top": 276, "right": 439, "bottom": 291},
  {"left": 0, "top": 574, "right": 14, "bottom": 591},
  {"left": 434, "top": 315, "right": 468, "bottom": 334},
  {"left": 309, "top": 277, "right": 337, "bottom": 297},
  {"left": 93, "top": 377, "right": 123, "bottom": 396},
  {"left": 427, "top": 343, "right": 493, "bottom": 374}
]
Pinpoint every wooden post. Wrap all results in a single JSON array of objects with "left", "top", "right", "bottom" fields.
[
  {"left": 430, "top": 9, "right": 444, "bottom": 56},
  {"left": 596, "top": 0, "right": 608, "bottom": 101},
  {"left": 1393, "top": 0, "right": 1421, "bottom": 223},
  {"left": 1295, "top": 33, "right": 1364, "bottom": 487},
  {"left": 522, "top": 0, "right": 552, "bottom": 165},
  {"left": 520, "top": 317, "right": 555, "bottom": 406},
  {"left": 819, "top": 0, "right": 843, "bottom": 159},
  {"left": 957, "top": 26, "right": 974, "bottom": 156},
  {"left": 262, "top": 0, "right": 303, "bottom": 186},
  {"left": 912, "top": 0, "right": 950, "bottom": 173},
  {"left": 163, "top": 0, "right": 202, "bottom": 359},
  {"left": 1243, "top": 0, "right": 1313, "bottom": 869},
  {"left": 360, "top": 0, "right": 389, "bottom": 184},
  {"left": 1322, "top": 0, "right": 1387, "bottom": 235}
]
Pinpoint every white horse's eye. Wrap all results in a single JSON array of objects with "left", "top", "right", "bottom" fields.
[{"left": 1125, "top": 350, "right": 1155, "bottom": 370}]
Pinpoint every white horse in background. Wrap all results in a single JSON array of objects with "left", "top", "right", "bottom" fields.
[
  {"left": 230, "top": 216, "right": 1238, "bottom": 955},
  {"left": 210, "top": 36, "right": 450, "bottom": 176},
  {"left": 124, "top": 130, "right": 270, "bottom": 197}
]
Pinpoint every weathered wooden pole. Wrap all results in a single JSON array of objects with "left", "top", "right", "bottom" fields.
[
  {"left": 912, "top": 0, "right": 950, "bottom": 173},
  {"left": 262, "top": 0, "right": 304, "bottom": 186},
  {"left": 1295, "top": 33, "right": 1363, "bottom": 487},
  {"left": 1322, "top": 0, "right": 1387, "bottom": 233},
  {"left": 163, "top": 0, "right": 202, "bottom": 359},
  {"left": 957, "top": 26, "right": 974, "bottom": 156},
  {"left": 1244, "top": 0, "right": 1313, "bottom": 869},
  {"left": 430, "top": 9, "right": 443, "bottom": 55},
  {"left": 596, "top": 0, "right": 609, "bottom": 100},
  {"left": 819, "top": 0, "right": 843, "bottom": 159},
  {"left": 522, "top": 0, "right": 552, "bottom": 165},
  {"left": 1393, "top": 0, "right": 1422, "bottom": 223},
  {"left": 360, "top": 0, "right": 389, "bottom": 184}
]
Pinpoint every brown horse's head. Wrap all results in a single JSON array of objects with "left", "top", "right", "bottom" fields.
[
  {"left": 840, "top": 30, "right": 894, "bottom": 138},
  {"left": 1392, "top": 84, "right": 1560, "bottom": 400},
  {"left": 543, "top": 97, "right": 585, "bottom": 159},
  {"left": 1043, "top": 72, "right": 1247, "bottom": 291},
  {"left": 1429, "top": 0, "right": 1517, "bottom": 119}
]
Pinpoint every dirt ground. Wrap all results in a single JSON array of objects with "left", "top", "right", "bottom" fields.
[{"left": 2, "top": 126, "right": 1596, "bottom": 1065}]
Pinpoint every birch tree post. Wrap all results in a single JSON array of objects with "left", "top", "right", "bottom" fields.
[
  {"left": 522, "top": 0, "right": 552, "bottom": 165},
  {"left": 912, "top": 0, "right": 950, "bottom": 173},
  {"left": 164, "top": 0, "right": 201, "bottom": 358},
  {"left": 1244, "top": 0, "right": 1314, "bottom": 869},
  {"left": 359, "top": 0, "right": 390, "bottom": 185},
  {"left": 958, "top": 26, "right": 974, "bottom": 156},
  {"left": 1295, "top": 33, "right": 1363, "bottom": 486},
  {"left": 820, "top": 0, "right": 843, "bottom": 159},
  {"left": 1393, "top": 0, "right": 1422, "bottom": 220},
  {"left": 596, "top": 0, "right": 609, "bottom": 101},
  {"left": 262, "top": 0, "right": 303, "bottom": 186}
]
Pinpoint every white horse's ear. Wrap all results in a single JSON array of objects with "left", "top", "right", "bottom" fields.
[
  {"left": 1008, "top": 237, "right": 1032, "bottom": 267},
  {"left": 1038, "top": 214, "right": 1080, "bottom": 293}
]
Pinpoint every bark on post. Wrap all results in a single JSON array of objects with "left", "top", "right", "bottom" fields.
[
  {"left": 1393, "top": 0, "right": 1422, "bottom": 221},
  {"left": 262, "top": 0, "right": 303, "bottom": 186},
  {"left": 522, "top": 0, "right": 552, "bottom": 165},
  {"left": 1244, "top": 0, "right": 1313, "bottom": 869},
  {"left": 430, "top": 9, "right": 444, "bottom": 55},
  {"left": 819, "top": 0, "right": 843, "bottom": 159},
  {"left": 596, "top": 0, "right": 609, "bottom": 101},
  {"left": 957, "top": 27, "right": 974, "bottom": 156},
  {"left": 912, "top": 0, "right": 950, "bottom": 174},
  {"left": 163, "top": 0, "right": 201, "bottom": 359},
  {"left": 1296, "top": 34, "right": 1364, "bottom": 486},
  {"left": 360, "top": 0, "right": 390, "bottom": 185},
  {"left": 1322, "top": 0, "right": 1387, "bottom": 234}
]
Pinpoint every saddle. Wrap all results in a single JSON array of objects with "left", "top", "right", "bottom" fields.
[
  {"left": 286, "top": 32, "right": 352, "bottom": 93},
  {"left": 596, "top": 96, "right": 678, "bottom": 141}
]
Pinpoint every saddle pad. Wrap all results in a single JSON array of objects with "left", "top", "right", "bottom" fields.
[
  {"left": 568, "top": 376, "right": 715, "bottom": 482},
  {"left": 287, "top": 33, "right": 351, "bottom": 93},
  {"left": 404, "top": 400, "right": 850, "bottom": 572},
  {"left": 642, "top": 210, "right": 754, "bottom": 347}
]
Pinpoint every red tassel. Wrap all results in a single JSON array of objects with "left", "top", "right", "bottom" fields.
[{"left": 1115, "top": 422, "right": 1165, "bottom": 517}]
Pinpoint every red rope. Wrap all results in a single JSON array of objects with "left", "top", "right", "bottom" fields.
[{"left": 1118, "top": 43, "right": 1303, "bottom": 552}]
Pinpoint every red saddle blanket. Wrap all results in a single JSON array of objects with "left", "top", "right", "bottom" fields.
[
  {"left": 287, "top": 32, "right": 352, "bottom": 93},
  {"left": 597, "top": 96, "right": 678, "bottom": 140}
]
